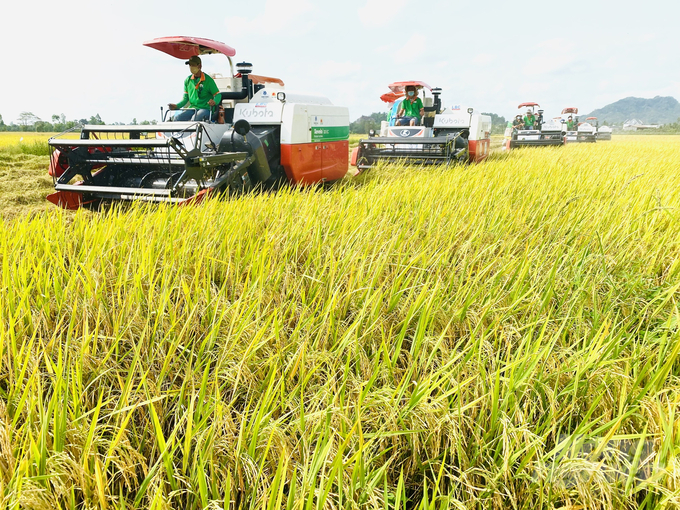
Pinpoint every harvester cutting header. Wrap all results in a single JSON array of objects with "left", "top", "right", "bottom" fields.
[{"left": 47, "top": 36, "right": 350, "bottom": 209}]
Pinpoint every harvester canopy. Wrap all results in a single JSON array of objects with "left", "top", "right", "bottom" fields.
[
  {"left": 380, "top": 92, "right": 403, "bottom": 104},
  {"left": 518, "top": 102, "right": 540, "bottom": 109},
  {"left": 143, "top": 36, "right": 236, "bottom": 58},
  {"left": 143, "top": 36, "right": 284, "bottom": 87},
  {"left": 587, "top": 116, "right": 597, "bottom": 120},
  {"left": 561, "top": 107, "right": 579, "bottom": 114},
  {"left": 388, "top": 81, "right": 432, "bottom": 94}
]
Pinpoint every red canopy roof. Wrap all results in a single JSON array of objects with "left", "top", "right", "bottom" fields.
[
  {"left": 249, "top": 74, "right": 285, "bottom": 87},
  {"left": 518, "top": 102, "right": 540, "bottom": 108},
  {"left": 380, "top": 92, "right": 403, "bottom": 104},
  {"left": 143, "top": 36, "right": 236, "bottom": 59},
  {"left": 561, "top": 107, "right": 579, "bottom": 114},
  {"left": 586, "top": 117, "right": 597, "bottom": 120},
  {"left": 388, "top": 81, "right": 432, "bottom": 93}
]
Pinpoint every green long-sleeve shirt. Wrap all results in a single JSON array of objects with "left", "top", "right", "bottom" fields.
[
  {"left": 400, "top": 97, "right": 424, "bottom": 120},
  {"left": 176, "top": 73, "right": 222, "bottom": 110}
]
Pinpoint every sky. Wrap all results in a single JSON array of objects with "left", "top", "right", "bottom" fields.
[{"left": 1, "top": 0, "right": 679, "bottom": 125}]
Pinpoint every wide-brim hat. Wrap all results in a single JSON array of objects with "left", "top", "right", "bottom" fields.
[{"left": 185, "top": 55, "right": 202, "bottom": 66}]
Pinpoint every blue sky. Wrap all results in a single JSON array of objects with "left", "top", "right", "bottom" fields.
[{"left": 2, "top": 0, "right": 678, "bottom": 125}]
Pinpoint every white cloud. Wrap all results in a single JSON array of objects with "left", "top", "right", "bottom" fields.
[
  {"left": 316, "top": 61, "right": 362, "bottom": 79},
  {"left": 472, "top": 53, "right": 495, "bottom": 66},
  {"left": 522, "top": 39, "right": 576, "bottom": 76},
  {"left": 225, "top": 0, "right": 315, "bottom": 37},
  {"left": 358, "top": 0, "right": 407, "bottom": 27},
  {"left": 393, "top": 34, "right": 426, "bottom": 62}
]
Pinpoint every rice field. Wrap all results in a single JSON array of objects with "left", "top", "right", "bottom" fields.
[{"left": 1, "top": 135, "right": 680, "bottom": 509}]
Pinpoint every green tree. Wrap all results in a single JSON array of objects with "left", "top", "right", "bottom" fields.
[
  {"left": 481, "top": 112, "right": 507, "bottom": 135},
  {"left": 34, "top": 120, "right": 54, "bottom": 132},
  {"left": 88, "top": 114, "right": 104, "bottom": 125},
  {"left": 350, "top": 112, "right": 387, "bottom": 134},
  {"left": 0, "top": 113, "right": 5, "bottom": 132},
  {"left": 17, "top": 112, "right": 40, "bottom": 130}
]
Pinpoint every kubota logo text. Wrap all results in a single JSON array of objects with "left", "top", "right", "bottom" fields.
[{"left": 240, "top": 109, "right": 274, "bottom": 118}]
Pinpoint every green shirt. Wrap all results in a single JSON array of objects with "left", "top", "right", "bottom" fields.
[
  {"left": 401, "top": 97, "right": 424, "bottom": 119},
  {"left": 523, "top": 114, "right": 536, "bottom": 128},
  {"left": 176, "top": 73, "right": 222, "bottom": 110},
  {"left": 566, "top": 120, "right": 575, "bottom": 130}
]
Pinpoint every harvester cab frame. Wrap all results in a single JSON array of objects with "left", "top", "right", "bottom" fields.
[
  {"left": 350, "top": 81, "right": 491, "bottom": 172},
  {"left": 507, "top": 102, "right": 566, "bottom": 149},
  {"left": 46, "top": 36, "right": 350, "bottom": 210},
  {"left": 380, "top": 82, "right": 441, "bottom": 130}
]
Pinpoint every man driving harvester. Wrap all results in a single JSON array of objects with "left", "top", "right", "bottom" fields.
[
  {"left": 523, "top": 108, "right": 537, "bottom": 130},
  {"left": 168, "top": 56, "right": 222, "bottom": 121},
  {"left": 396, "top": 85, "right": 425, "bottom": 126}
]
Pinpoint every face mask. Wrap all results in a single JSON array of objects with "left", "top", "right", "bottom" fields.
[{"left": 408, "top": 91, "right": 415, "bottom": 97}]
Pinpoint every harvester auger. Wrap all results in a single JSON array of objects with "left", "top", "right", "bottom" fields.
[
  {"left": 350, "top": 81, "right": 491, "bottom": 172},
  {"left": 507, "top": 102, "right": 566, "bottom": 149},
  {"left": 47, "top": 36, "right": 350, "bottom": 210}
]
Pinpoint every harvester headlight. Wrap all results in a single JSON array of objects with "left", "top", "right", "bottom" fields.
[
  {"left": 368, "top": 129, "right": 376, "bottom": 137},
  {"left": 467, "top": 108, "right": 474, "bottom": 114},
  {"left": 276, "top": 92, "right": 286, "bottom": 102}
]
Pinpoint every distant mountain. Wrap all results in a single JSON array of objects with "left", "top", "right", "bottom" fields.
[{"left": 584, "top": 96, "right": 680, "bottom": 125}]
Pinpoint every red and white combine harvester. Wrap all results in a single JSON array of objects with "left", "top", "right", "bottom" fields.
[
  {"left": 47, "top": 36, "right": 349, "bottom": 209},
  {"left": 350, "top": 81, "right": 491, "bottom": 172},
  {"left": 507, "top": 102, "right": 566, "bottom": 149},
  {"left": 561, "top": 107, "right": 597, "bottom": 143},
  {"left": 588, "top": 117, "right": 612, "bottom": 141}
]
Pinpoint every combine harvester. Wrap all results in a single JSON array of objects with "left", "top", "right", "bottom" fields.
[
  {"left": 588, "top": 117, "right": 612, "bottom": 140},
  {"left": 507, "top": 102, "right": 565, "bottom": 149},
  {"left": 561, "top": 107, "right": 596, "bottom": 143},
  {"left": 47, "top": 36, "right": 349, "bottom": 209},
  {"left": 350, "top": 81, "right": 491, "bottom": 172}
]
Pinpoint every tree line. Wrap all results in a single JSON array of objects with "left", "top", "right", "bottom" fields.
[{"left": 0, "top": 112, "right": 158, "bottom": 132}]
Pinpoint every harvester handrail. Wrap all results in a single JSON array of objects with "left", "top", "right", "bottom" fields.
[
  {"left": 361, "top": 134, "right": 463, "bottom": 144},
  {"left": 78, "top": 124, "right": 201, "bottom": 133},
  {"left": 49, "top": 139, "right": 174, "bottom": 148}
]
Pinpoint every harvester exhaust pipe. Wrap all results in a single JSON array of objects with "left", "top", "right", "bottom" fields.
[{"left": 432, "top": 88, "right": 442, "bottom": 114}]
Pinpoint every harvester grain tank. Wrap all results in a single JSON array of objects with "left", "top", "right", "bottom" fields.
[
  {"left": 350, "top": 81, "right": 491, "bottom": 172},
  {"left": 47, "top": 36, "right": 350, "bottom": 209},
  {"left": 507, "top": 102, "right": 565, "bottom": 149}
]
